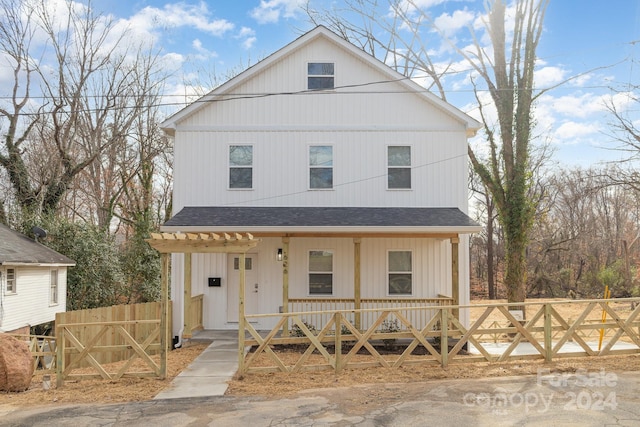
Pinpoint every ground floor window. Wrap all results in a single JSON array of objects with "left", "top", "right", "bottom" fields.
[
  {"left": 388, "top": 250, "right": 412, "bottom": 295},
  {"left": 5, "top": 268, "right": 16, "bottom": 294},
  {"left": 308, "top": 250, "right": 333, "bottom": 295}
]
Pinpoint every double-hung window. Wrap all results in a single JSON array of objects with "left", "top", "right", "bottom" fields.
[
  {"left": 229, "top": 145, "right": 253, "bottom": 189},
  {"left": 387, "top": 146, "right": 411, "bottom": 189},
  {"left": 307, "top": 62, "right": 334, "bottom": 90},
  {"left": 309, "top": 145, "right": 333, "bottom": 189},
  {"left": 50, "top": 269, "right": 58, "bottom": 304},
  {"left": 309, "top": 250, "right": 333, "bottom": 295},
  {"left": 388, "top": 251, "right": 412, "bottom": 295},
  {"left": 5, "top": 268, "right": 15, "bottom": 294}
]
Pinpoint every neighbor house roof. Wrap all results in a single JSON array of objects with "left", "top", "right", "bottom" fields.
[
  {"left": 0, "top": 223, "right": 76, "bottom": 266},
  {"left": 160, "top": 26, "right": 481, "bottom": 137},
  {"left": 161, "top": 206, "right": 481, "bottom": 235}
]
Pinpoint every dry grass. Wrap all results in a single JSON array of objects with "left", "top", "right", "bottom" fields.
[{"left": 0, "top": 342, "right": 208, "bottom": 408}]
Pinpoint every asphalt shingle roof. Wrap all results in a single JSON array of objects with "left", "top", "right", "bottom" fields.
[
  {"left": 0, "top": 223, "right": 75, "bottom": 265},
  {"left": 163, "top": 206, "right": 480, "bottom": 231}
]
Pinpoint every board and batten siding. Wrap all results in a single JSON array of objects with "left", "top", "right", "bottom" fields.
[
  {"left": 0, "top": 266, "right": 67, "bottom": 333},
  {"left": 173, "top": 130, "right": 469, "bottom": 211}
]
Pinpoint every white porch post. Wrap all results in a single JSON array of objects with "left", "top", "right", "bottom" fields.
[
  {"left": 451, "top": 236, "right": 460, "bottom": 320},
  {"left": 282, "top": 237, "right": 290, "bottom": 337},
  {"left": 238, "top": 252, "right": 246, "bottom": 375},
  {"left": 354, "top": 238, "right": 361, "bottom": 330},
  {"left": 183, "top": 252, "right": 192, "bottom": 339}
]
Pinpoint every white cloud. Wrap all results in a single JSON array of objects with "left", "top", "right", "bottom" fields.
[
  {"left": 250, "top": 0, "right": 306, "bottom": 24},
  {"left": 535, "top": 66, "right": 566, "bottom": 88},
  {"left": 554, "top": 121, "right": 601, "bottom": 141},
  {"left": 235, "top": 27, "right": 257, "bottom": 50},
  {"left": 433, "top": 9, "right": 475, "bottom": 38},
  {"left": 128, "top": 2, "right": 234, "bottom": 38},
  {"left": 242, "top": 37, "right": 257, "bottom": 50}
]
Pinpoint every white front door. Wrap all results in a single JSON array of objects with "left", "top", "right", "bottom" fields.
[{"left": 226, "top": 254, "right": 259, "bottom": 322}]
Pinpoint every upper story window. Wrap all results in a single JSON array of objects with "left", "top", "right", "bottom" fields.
[
  {"left": 50, "top": 269, "right": 59, "bottom": 305},
  {"left": 388, "top": 251, "right": 412, "bottom": 295},
  {"left": 5, "top": 268, "right": 16, "bottom": 294},
  {"left": 309, "top": 145, "right": 333, "bottom": 189},
  {"left": 229, "top": 145, "right": 253, "bottom": 189},
  {"left": 308, "top": 62, "right": 334, "bottom": 90},
  {"left": 387, "top": 146, "right": 411, "bottom": 189},
  {"left": 309, "top": 250, "right": 333, "bottom": 295}
]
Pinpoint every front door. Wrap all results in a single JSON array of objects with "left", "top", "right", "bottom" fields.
[{"left": 226, "top": 254, "right": 259, "bottom": 322}]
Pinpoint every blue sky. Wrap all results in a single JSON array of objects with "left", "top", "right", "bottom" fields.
[{"left": 50, "top": 1, "right": 640, "bottom": 166}]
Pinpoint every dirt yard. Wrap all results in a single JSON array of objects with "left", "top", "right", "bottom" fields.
[{"left": 2, "top": 298, "right": 638, "bottom": 407}]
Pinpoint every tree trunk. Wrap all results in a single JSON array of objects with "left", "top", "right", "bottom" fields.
[{"left": 487, "top": 196, "right": 496, "bottom": 299}]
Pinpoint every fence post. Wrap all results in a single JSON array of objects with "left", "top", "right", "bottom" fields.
[
  {"left": 544, "top": 303, "right": 552, "bottom": 362},
  {"left": 335, "top": 312, "right": 342, "bottom": 374},
  {"left": 441, "top": 307, "right": 448, "bottom": 367},
  {"left": 55, "top": 318, "right": 64, "bottom": 388}
]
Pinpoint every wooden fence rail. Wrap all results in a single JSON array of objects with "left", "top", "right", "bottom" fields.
[
  {"left": 239, "top": 298, "right": 640, "bottom": 375},
  {"left": 8, "top": 334, "right": 57, "bottom": 374}
]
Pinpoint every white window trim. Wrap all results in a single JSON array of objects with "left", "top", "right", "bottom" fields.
[
  {"left": 386, "top": 144, "right": 413, "bottom": 191},
  {"left": 50, "top": 269, "right": 59, "bottom": 306},
  {"left": 307, "top": 249, "right": 334, "bottom": 296},
  {"left": 228, "top": 143, "right": 254, "bottom": 191},
  {"left": 4, "top": 268, "right": 16, "bottom": 295},
  {"left": 306, "top": 61, "right": 336, "bottom": 91},
  {"left": 308, "top": 144, "right": 334, "bottom": 190},
  {"left": 387, "top": 250, "right": 413, "bottom": 297}
]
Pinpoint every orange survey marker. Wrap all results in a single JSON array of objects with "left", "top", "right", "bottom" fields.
[{"left": 598, "top": 285, "right": 611, "bottom": 351}]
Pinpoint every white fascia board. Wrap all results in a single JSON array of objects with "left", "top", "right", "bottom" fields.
[{"left": 1, "top": 262, "right": 75, "bottom": 267}]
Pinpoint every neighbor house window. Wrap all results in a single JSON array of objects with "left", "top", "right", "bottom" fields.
[
  {"left": 309, "top": 250, "right": 333, "bottom": 295},
  {"left": 309, "top": 145, "right": 333, "bottom": 189},
  {"left": 6, "top": 268, "right": 16, "bottom": 294},
  {"left": 308, "top": 62, "right": 334, "bottom": 90},
  {"left": 229, "top": 145, "right": 253, "bottom": 189},
  {"left": 388, "top": 251, "right": 412, "bottom": 295},
  {"left": 50, "top": 270, "right": 58, "bottom": 304},
  {"left": 387, "top": 146, "right": 411, "bottom": 189}
]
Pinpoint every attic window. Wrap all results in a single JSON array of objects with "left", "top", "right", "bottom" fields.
[{"left": 308, "top": 62, "right": 334, "bottom": 90}]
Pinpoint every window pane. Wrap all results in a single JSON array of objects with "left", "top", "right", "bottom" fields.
[
  {"left": 51, "top": 270, "right": 58, "bottom": 304},
  {"left": 389, "top": 273, "right": 412, "bottom": 295},
  {"left": 233, "top": 257, "right": 252, "bottom": 270},
  {"left": 230, "top": 146, "right": 253, "bottom": 166},
  {"left": 388, "top": 146, "right": 411, "bottom": 166},
  {"left": 309, "top": 273, "right": 333, "bottom": 294},
  {"left": 388, "top": 168, "right": 411, "bottom": 189},
  {"left": 308, "top": 63, "right": 334, "bottom": 75},
  {"left": 309, "top": 251, "right": 332, "bottom": 271},
  {"left": 309, "top": 146, "right": 333, "bottom": 166},
  {"left": 310, "top": 168, "right": 333, "bottom": 189},
  {"left": 230, "top": 168, "right": 252, "bottom": 188},
  {"left": 308, "top": 77, "right": 334, "bottom": 89},
  {"left": 389, "top": 251, "right": 412, "bottom": 272}
]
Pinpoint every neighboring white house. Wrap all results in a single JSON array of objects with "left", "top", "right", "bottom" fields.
[
  {"left": 0, "top": 223, "right": 75, "bottom": 334},
  {"left": 160, "top": 26, "right": 482, "bottom": 338}
]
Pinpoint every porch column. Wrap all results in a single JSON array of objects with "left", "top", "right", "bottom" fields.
[
  {"left": 238, "top": 252, "right": 246, "bottom": 375},
  {"left": 159, "top": 253, "right": 170, "bottom": 379},
  {"left": 451, "top": 236, "right": 460, "bottom": 319},
  {"left": 354, "top": 238, "right": 361, "bottom": 330},
  {"left": 183, "top": 253, "right": 192, "bottom": 339},
  {"left": 282, "top": 237, "right": 290, "bottom": 337}
]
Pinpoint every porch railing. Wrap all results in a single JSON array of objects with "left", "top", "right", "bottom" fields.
[{"left": 288, "top": 297, "right": 453, "bottom": 331}]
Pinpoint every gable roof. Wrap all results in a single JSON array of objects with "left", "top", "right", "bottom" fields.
[
  {"left": 161, "top": 206, "right": 481, "bottom": 235},
  {"left": 0, "top": 223, "right": 75, "bottom": 266},
  {"left": 161, "top": 25, "right": 481, "bottom": 137}
]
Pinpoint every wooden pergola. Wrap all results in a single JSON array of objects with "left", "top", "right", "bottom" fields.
[{"left": 145, "top": 232, "right": 260, "bottom": 376}]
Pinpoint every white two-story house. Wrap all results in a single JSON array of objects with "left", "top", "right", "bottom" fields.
[{"left": 160, "top": 26, "right": 481, "bottom": 338}]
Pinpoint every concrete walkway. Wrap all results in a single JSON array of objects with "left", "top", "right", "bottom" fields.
[{"left": 154, "top": 330, "right": 239, "bottom": 399}]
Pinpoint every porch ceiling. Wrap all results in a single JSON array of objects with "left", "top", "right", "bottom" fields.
[
  {"left": 145, "top": 232, "right": 260, "bottom": 254},
  {"left": 161, "top": 206, "right": 482, "bottom": 236}
]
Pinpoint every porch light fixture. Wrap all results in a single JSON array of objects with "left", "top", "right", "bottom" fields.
[{"left": 276, "top": 248, "right": 283, "bottom": 261}]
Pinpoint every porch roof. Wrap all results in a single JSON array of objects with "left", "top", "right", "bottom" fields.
[{"left": 161, "top": 206, "right": 481, "bottom": 236}]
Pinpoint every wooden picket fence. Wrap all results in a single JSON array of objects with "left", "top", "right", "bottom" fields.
[{"left": 239, "top": 298, "right": 640, "bottom": 374}]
